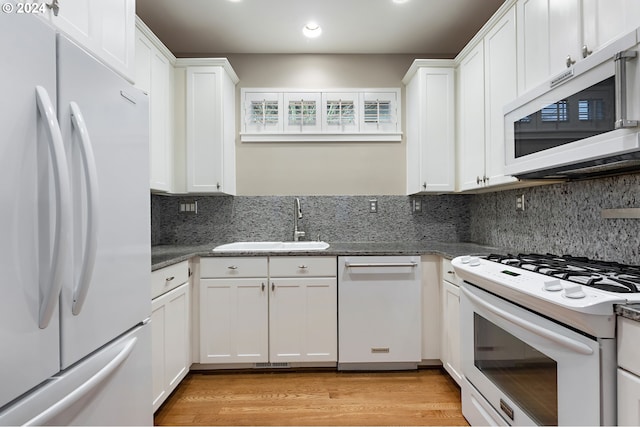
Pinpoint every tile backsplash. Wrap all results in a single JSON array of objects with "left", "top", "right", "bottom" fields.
[
  {"left": 151, "top": 173, "right": 639, "bottom": 264},
  {"left": 151, "top": 194, "right": 472, "bottom": 246},
  {"left": 470, "top": 173, "right": 640, "bottom": 264}
]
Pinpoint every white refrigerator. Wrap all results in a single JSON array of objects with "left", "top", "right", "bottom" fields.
[{"left": 0, "top": 12, "right": 152, "bottom": 426}]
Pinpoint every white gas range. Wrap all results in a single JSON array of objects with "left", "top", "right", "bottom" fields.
[{"left": 453, "top": 253, "right": 640, "bottom": 426}]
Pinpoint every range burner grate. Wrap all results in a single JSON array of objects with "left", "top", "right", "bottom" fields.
[{"left": 485, "top": 253, "right": 640, "bottom": 293}]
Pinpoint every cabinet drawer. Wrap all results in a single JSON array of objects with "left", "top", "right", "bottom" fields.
[
  {"left": 152, "top": 261, "right": 189, "bottom": 299},
  {"left": 618, "top": 316, "right": 640, "bottom": 377},
  {"left": 442, "top": 258, "right": 457, "bottom": 284},
  {"left": 269, "top": 256, "right": 336, "bottom": 277},
  {"left": 200, "top": 257, "right": 268, "bottom": 278}
]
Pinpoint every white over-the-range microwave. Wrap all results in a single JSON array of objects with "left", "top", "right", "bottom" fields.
[{"left": 504, "top": 28, "right": 640, "bottom": 180}]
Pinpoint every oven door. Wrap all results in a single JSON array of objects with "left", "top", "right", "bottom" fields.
[{"left": 460, "top": 282, "right": 602, "bottom": 426}]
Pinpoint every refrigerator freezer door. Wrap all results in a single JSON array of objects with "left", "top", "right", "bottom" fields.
[
  {"left": 56, "top": 34, "right": 151, "bottom": 368},
  {"left": 0, "top": 14, "right": 62, "bottom": 409},
  {"left": 0, "top": 324, "right": 152, "bottom": 426}
]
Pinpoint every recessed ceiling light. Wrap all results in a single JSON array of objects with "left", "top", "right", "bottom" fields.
[
  {"left": 303, "top": 22, "right": 322, "bottom": 38},
  {"left": 392, "top": 0, "right": 410, "bottom": 3}
]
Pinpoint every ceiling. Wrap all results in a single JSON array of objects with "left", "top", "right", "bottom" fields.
[{"left": 136, "top": 0, "right": 505, "bottom": 57}]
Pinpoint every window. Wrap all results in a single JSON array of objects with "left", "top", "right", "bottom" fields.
[
  {"left": 326, "top": 100, "right": 355, "bottom": 126},
  {"left": 250, "top": 100, "right": 279, "bottom": 126},
  {"left": 578, "top": 99, "right": 606, "bottom": 121},
  {"left": 241, "top": 88, "right": 401, "bottom": 141},
  {"left": 288, "top": 100, "right": 317, "bottom": 126},
  {"left": 364, "top": 100, "right": 393, "bottom": 125}
]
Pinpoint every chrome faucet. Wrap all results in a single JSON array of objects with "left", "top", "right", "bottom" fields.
[{"left": 293, "top": 198, "right": 305, "bottom": 241}]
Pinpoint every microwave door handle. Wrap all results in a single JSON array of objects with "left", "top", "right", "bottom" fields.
[
  {"left": 461, "top": 286, "right": 594, "bottom": 356},
  {"left": 614, "top": 50, "right": 638, "bottom": 129}
]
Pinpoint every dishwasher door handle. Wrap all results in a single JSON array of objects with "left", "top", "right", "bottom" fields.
[{"left": 345, "top": 262, "right": 418, "bottom": 268}]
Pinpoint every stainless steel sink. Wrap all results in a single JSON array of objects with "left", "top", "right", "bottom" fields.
[{"left": 212, "top": 241, "right": 330, "bottom": 252}]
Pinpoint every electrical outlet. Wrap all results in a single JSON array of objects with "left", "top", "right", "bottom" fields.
[
  {"left": 412, "top": 198, "right": 422, "bottom": 213},
  {"left": 369, "top": 199, "right": 378, "bottom": 213},
  {"left": 179, "top": 201, "right": 198, "bottom": 214},
  {"left": 516, "top": 194, "right": 525, "bottom": 211}
]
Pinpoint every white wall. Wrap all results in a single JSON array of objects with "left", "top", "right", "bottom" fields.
[{"left": 225, "top": 54, "right": 420, "bottom": 196}]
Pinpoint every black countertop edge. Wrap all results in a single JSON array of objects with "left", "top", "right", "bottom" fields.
[
  {"left": 616, "top": 304, "right": 640, "bottom": 322},
  {"left": 151, "top": 241, "right": 511, "bottom": 271}
]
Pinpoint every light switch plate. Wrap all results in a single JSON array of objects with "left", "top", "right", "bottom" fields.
[
  {"left": 516, "top": 194, "right": 525, "bottom": 211},
  {"left": 369, "top": 199, "right": 378, "bottom": 213}
]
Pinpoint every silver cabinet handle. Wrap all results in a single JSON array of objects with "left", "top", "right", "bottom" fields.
[
  {"left": 261, "top": 282, "right": 265, "bottom": 291},
  {"left": 298, "top": 265, "right": 308, "bottom": 269},
  {"left": 566, "top": 55, "right": 576, "bottom": 68},
  {"left": 582, "top": 45, "right": 592, "bottom": 58},
  {"left": 271, "top": 282, "right": 275, "bottom": 292},
  {"left": 165, "top": 276, "right": 175, "bottom": 283},
  {"left": 447, "top": 270, "right": 455, "bottom": 274},
  {"left": 422, "top": 182, "right": 427, "bottom": 189},
  {"left": 227, "top": 265, "right": 238, "bottom": 270},
  {"left": 46, "top": 0, "right": 59, "bottom": 16}
]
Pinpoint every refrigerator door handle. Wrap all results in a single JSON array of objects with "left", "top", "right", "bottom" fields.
[
  {"left": 69, "top": 102, "right": 99, "bottom": 316},
  {"left": 23, "top": 336, "right": 138, "bottom": 426},
  {"left": 35, "top": 86, "right": 72, "bottom": 329}
]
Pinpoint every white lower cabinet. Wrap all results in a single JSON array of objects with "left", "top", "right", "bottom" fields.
[
  {"left": 270, "top": 257, "right": 337, "bottom": 363},
  {"left": 151, "top": 261, "right": 191, "bottom": 411},
  {"left": 199, "top": 256, "right": 337, "bottom": 366},
  {"left": 617, "top": 316, "right": 640, "bottom": 425},
  {"left": 440, "top": 258, "right": 462, "bottom": 385}
]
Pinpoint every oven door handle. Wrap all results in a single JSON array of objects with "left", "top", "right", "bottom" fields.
[{"left": 461, "top": 286, "right": 594, "bottom": 356}]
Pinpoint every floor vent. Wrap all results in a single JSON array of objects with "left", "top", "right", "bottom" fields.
[{"left": 254, "top": 362, "right": 290, "bottom": 369}]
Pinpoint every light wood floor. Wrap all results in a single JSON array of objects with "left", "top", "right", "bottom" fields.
[{"left": 154, "top": 368, "right": 469, "bottom": 426}]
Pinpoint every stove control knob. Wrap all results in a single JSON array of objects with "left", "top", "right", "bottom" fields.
[
  {"left": 469, "top": 257, "right": 481, "bottom": 266},
  {"left": 461, "top": 256, "right": 472, "bottom": 264},
  {"left": 543, "top": 279, "right": 563, "bottom": 292},
  {"left": 563, "top": 283, "right": 586, "bottom": 299}
]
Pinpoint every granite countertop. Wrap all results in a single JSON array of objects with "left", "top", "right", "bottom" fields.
[{"left": 151, "top": 241, "right": 511, "bottom": 271}]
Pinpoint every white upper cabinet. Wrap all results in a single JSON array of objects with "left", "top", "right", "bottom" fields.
[
  {"left": 240, "top": 88, "right": 401, "bottom": 142},
  {"left": 457, "top": 42, "right": 486, "bottom": 191},
  {"left": 184, "top": 61, "right": 239, "bottom": 195},
  {"left": 37, "top": 0, "right": 136, "bottom": 82},
  {"left": 403, "top": 61, "right": 455, "bottom": 194},
  {"left": 483, "top": 6, "right": 518, "bottom": 189},
  {"left": 135, "top": 19, "right": 175, "bottom": 193},
  {"left": 456, "top": 2, "right": 518, "bottom": 192},
  {"left": 517, "top": 0, "right": 640, "bottom": 94}
]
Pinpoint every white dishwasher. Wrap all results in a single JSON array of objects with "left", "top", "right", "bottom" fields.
[{"left": 338, "top": 256, "right": 422, "bottom": 370}]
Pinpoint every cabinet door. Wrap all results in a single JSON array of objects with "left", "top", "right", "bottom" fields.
[
  {"left": 517, "top": 0, "right": 550, "bottom": 93},
  {"left": 406, "top": 67, "right": 455, "bottom": 194},
  {"left": 149, "top": 49, "right": 172, "bottom": 192},
  {"left": 269, "top": 278, "right": 337, "bottom": 363},
  {"left": 457, "top": 42, "right": 486, "bottom": 191},
  {"left": 151, "top": 282, "right": 190, "bottom": 411},
  {"left": 186, "top": 66, "right": 236, "bottom": 194},
  {"left": 199, "top": 278, "right": 268, "bottom": 364},
  {"left": 548, "top": 0, "right": 582, "bottom": 76},
  {"left": 441, "top": 280, "right": 462, "bottom": 385},
  {"left": 483, "top": 7, "right": 518, "bottom": 188},
  {"left": 618, "top": 368, "right": 640, "bottom": 426},
  {"left": 583, "top": 0, "right": 640, "bottom": 56},
  {"left": 46, "top": 0, "right": 135, "bottom": 82}
]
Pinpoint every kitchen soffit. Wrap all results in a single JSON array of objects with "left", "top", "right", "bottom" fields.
[{"left": 135, "top": 0, "right": 505, "bottom": 56}]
